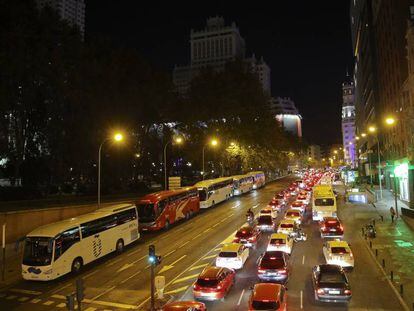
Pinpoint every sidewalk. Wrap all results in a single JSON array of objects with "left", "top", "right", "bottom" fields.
[{"left": 362, "top": 188, "right": 414, "bottom": 309}]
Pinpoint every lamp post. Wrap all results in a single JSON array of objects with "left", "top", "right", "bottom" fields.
[
  {"left": 202, "top": 138, "right": 218, "bottom": 180},
  {"left": 163, "top": 137, "right": 183, "bottom": 190},
  {"left": 98, "top": 133, "right": 123, "bottom": 207}
]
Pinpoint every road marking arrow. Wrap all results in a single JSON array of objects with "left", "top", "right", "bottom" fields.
[
  {"left": 116, "top": 263, "right": 134, "bottom": 273},
  {"left": 158, "top": 255, "right": 187, "bottom": 274}
]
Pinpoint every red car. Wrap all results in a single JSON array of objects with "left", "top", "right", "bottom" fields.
[
  {"left": 320, "top": 217, "right": 344, "bottom": 238},
  {"left": 193, "top": 266, "right": 235, "bottom": 301},
  {"left": 248, "top": 283, "right": 288, "bottom": 310},
  {"left": 233, "top": 225, "right": 261, "bottom": 248},
  {"left": 163, "top": 301, "right": 206, "bottom": 311}
]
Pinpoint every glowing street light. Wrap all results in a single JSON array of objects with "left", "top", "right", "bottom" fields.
[
  {"left": 334, "top": 150, "right": 338, "bottom": 154},
  {"left": 368, "top": 126, "right": 376, "bottom": 133},
  {"left": 385, "top": 117, "right": 396, "bottom": 126},
  {"left": 164, "top": 136, "right": 184, "bottom": 190},
  {"left": 361, "top": 133, "right": 367, "bottom": 137},
  {"left": 202, "top": 138, "right": 219, "bottom": 180},
  {"left": 98, "top": 132, "right": 124, "bottom": 206},
  {"left": 211, "top": 139, "right": 218, "bottom": 146}
]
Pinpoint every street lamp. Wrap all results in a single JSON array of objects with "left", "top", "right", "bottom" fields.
[
  {"left": 98, "top": 132, "right": 124, "bottom": 207},
  {"left": 164, "top": 136, "right": 184, "bottom": 190},
  {"left": 361, "top": 133, "right": 367, "bottom": 137},
  {"left": 385, "top": 117, "right": 396, "bottom": 126},
  {"left": 202, "top": 138, "right": 219, "bottom": 180}
]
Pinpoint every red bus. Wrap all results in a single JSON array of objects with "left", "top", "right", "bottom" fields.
[{"left": 137, "top": 187, "right": 200, "bottom": 231}]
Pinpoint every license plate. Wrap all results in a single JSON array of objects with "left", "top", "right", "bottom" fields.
[
  {"left": 330, "top": 229, "right": 336, "bottom": 232},
  {"left": 200, "top": 292, "right": 216, "bottom": 297},
  {"left": 329, "top": 290, "right": 340, "bottom": 295},
  {"left": 268, "top": 272, "right": 278, "bottom": 276}
]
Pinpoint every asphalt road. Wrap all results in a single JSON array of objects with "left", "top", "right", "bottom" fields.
[{"left": 0, "top": 178, "right": 405, "bottom": 311}]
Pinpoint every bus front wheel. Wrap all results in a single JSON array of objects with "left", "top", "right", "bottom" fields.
[
  {"left": 116, "top": 239, "right": 124, "bottom": 253},
  {"left": 71, "top": 257, "right": 83, "bottom": 274}
]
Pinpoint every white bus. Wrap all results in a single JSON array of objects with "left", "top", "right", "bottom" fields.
[
  {"left": 232, "top": 174, "right": 254, "bottom": 196},
  {"left": 194, "top": 177, "right": 233, "bottom": 209},
  {"left": 247, "top": 171, "right": 266, "bottom": 189},
  {"left": 312, "top": 185, "right": 337, "bottom": 221},
  {"left": 22, "top": 204, "right": 139, "bottom": 281}
]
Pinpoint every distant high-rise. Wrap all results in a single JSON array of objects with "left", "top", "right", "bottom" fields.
[
  {"left": 173, "top": 16, "right": 271, "bottom": 94},
  {"left": 36, "top": 0, "right": 85, "bottom": 39},
  {"left": 342, "top": 75, "right": 357, "bottom": 168},
  {"left": 270, "top": 97, "right": 302, "bottom": 137}
]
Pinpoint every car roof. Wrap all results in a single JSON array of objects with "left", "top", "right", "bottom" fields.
[
  {"left": 270, "top": 233, "right": 288, "bottom": 239},
  {"left": 221, "top": 243, "right": 242, "bottom": 252},
  {"left": 315, "top": 264, "right": 343, "bottom": 273},
  {"left": 199, "top": 266, "right": 224, "bottom": 278},
  {"left": 280, "top": 219, "right": 295, "bottom": 224},
  {"left": 327, "top": 241, "right": 349, "bottom": 248},
  {"left": 252, "top": 283, "right": 282, "bottom": 301}
]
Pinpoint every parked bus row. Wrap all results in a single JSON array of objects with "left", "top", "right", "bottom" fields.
[{"left": 21, "top": 171, "right": 266, "bottom": 281}]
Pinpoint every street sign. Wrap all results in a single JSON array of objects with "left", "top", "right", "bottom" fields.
[
  {"left": 168, "top": 177, "right": 181, "bottom": 189},
  {"left": 155, "top": 275, "right": 165, "bottom": 299}
]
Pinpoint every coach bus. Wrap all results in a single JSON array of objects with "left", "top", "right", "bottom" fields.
[
  {"left": 22, "top": 204, "right": 139, "bottom": 281},
  {"left": 247, "top": 171, "right": 266, "bottom": 189},
  {"left": 232, "top": 174, "right": 254, "bottom": 196},
  {"left": 194, "top": 177, "right": 234, "bottom": 209},
  {"left": 137, "top": 187, "right": 200, "bottom": 231}
]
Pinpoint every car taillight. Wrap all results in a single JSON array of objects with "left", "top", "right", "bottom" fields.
[
  {"left": 248, "top": 237, "right": 256, "bottom": 242},
  {"left": 193, "top": 284, "right": 200, "bottom": 290},
  {"left": 216, "top": 285, "right": 222, "bottom": 290},
  {"left": 233, "top": 238, "right": 239, "bottom": 242},
  {"left": 258, "top": 269, "right": 265, "bottom": 273},
  {"left": 278, "top": 269, "right": 287, "bottom": 274},
  {"left": 344, "top": 289, "right": 352, "bottom": 295},
  {"left": 317, "top": 288, "right": 325, "bottom": 294}
]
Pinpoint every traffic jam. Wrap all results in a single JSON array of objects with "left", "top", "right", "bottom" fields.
[{"left": 164, "top": 170, "right": 354, "bottom": 310}]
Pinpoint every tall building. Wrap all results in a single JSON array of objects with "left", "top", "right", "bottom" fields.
[
  {"left": 341, "top": 76, "right": 357, "bottom": 168},
  {"left": 173, "top": 17, "right": 271, "bottom": 94},
  {"left": 36, "top": 0, "right": 85, "bottom": 39},
  {"left": 270, "top": 97, "right": 302, "bottom": 137}
]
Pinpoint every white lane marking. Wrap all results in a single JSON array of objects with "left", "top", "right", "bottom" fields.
[
  {"left": 178, "top": 240, "right": 190, "bottom": 249},
  {"left": 6, "top": 295, "right": 17, "bottom": 300},
  {"left": 89, "top": 285, "right": 116, "bottom": 302},
  {"left": 56, "top": 302, "right": 66, "bottom": 308},
  {"left": 126, "top": 248, "right": 142, "bottom": 257},
  {"left": 119, "top": 270, "right": 142, "bottom": 285},
  {"left": 84, "top": 307, "right": 97, "bottom": 311},
  {"left": 189, "top": 263, "right": 209, "bottom": 271},
  {"left": 158, "top": 255, "right": 187, "bottom": 274},
  {"left": 18, "top": 297, "right": 30, "bottom": 302},
  {"left": 300, "top": 290, "right": 303, "bottom": 309},
  {"left": 202, "top": 254, "right": 216, "bottom": 260},
  {"left": 191, "top": 233, "right": 203, "bottom": 240},
  {"left": 203, "top": 228, "right": 211, "bottom": 233},
  {"left": 52, "top": 294, "right": 137, "bottom": 309},
  {"left": 10, "top": 289, "right": 42, "bottom": 295},
  {"left": 43, "top": 300, "right": 54, "bottom": 305},
  {"left": 302, "top": 255, "right": 305, "bottom": 265},
  {"left": 164, "top": 249, "right": 176, "bottom": 258},
  {"left": 106, "top": 257, "right": 123, "bottom": 267},
  {"left": 237, "top": 289, "right": 245, "bottom": 306},
  {"left": 252, "top": 203, "right": 260, "bottom": 209},
  {"left": 51, "top": 283, "right": 71, "bottom": 294},
  {"left": 30, "top": 298, "right": 41, "bottom": 304},
  {"left": 117, "top": 263, "right": 134, "bottom": 273},
  {"left": 172, "top": 273, "right": 200, "bottom": 285},
  {"left": 164, "top": 286, "right": 188, "bottom": 295}
]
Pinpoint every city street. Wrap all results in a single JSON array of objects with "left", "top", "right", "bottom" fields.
[{"left": 0, "top": 177, "right": 405, "bottom": 310}]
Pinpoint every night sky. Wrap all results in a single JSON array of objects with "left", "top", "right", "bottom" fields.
[{"left": 86, "top": 1, "right": 353, "bottom": 146}]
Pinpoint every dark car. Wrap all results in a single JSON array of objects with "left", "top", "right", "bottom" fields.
[
  {"left": 312, "top": 264, "right": 352, "bottom": 303},
  {"left": 320, "top": 217, "right": 344, "bottom": 238},
  {"left": 233, "top": 225, "right": 261, "bottom": 248},
  {"left": 257, "top": 215, "right": 276, "bottom": 232},
  {"left": 257, "top": 251, "right": 290, "bottom": 283}
]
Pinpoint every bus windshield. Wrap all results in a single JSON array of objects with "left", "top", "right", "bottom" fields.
[
  {"left": 198, "top": 189, "right": 207, "bottom": 201},
  {"left": 137, "top": 203, "right": 155, "bottom": 222},
  {"left": 23, "top": 237, "right": 53, "bottom": 266},
  {"left": 315, "top": 198, "right": 335, "bottom": 206}
]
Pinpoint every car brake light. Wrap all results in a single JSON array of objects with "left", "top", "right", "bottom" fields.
[
  {"left": 317, "top": 288, "right": 325, "bottom": 294},
  {"left": 279, "top": 269, "right": 287, "bottom": 274},
  {"left": 258, "top": 269, "right": 265, "bottom": 273},
  {"left": 216, "top": 285, "right": 222, "bottom": 290},
  {"left": 193, "top": 284, "right": 200, "bottom": 290},
  {"left": 344, "top": 289, "right": 352, "bottom": 295}
]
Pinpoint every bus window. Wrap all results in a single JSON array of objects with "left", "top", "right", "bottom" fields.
[
  {"left": 54, "top": 227, "right": 80, "bottom": 260},
  {"left": 315, "top": 198, "right": 335, "bottom": 206},
  {"left": 23, "top": 237, "right": 53, "bottom": 266},
  {"left": 137, "top": 203, "right": 155, "bottom": 222}
]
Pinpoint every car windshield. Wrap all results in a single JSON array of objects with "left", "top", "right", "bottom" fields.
[
  {"left": 23, "top": 237, "right": 53, "bottom": 266},
  {"left": 320, "top": 272, "right": 347, "bottom": 283},
  {"left": 252, "top": 300, "right": 280, "bottom": 310},
  {"left": 198, "top": 189, "right": 207, "bottom": 201},
  {"left": 280, "top": 223, "right": 293, "bottom": 228},
  {"left": 137, "top": 203, "right": 156, "bottom": 222},
  {"left": 325, "top": 221, "right": 340, "bottom": 227},
  {"left": 260, "top": 257, "right": 285, "bottom": 269},
  {"left": 331, "top": 247, "right": 348, "bottom": 254},
  {"left": 270, "top": 238, "right": 286, "bottom": 245},
  {"left": 219, "top": 251, "right": 237, "bottom": 258},
  {"left": 315, "top": 198, "right": 335, "bottom": 206},
  {"left": 258, "top": 216, "right": 272, "bottom": 224},
  {"left": 197, "top": 278, "right": 219, "bottom": 287}
]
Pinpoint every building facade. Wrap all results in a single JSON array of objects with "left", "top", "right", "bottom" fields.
[
  {"left": 36, "top": 0, "right": 85, "bottom": 38},
  {"left": 308, "top": 145, "right": 321, "bottom": 164},
  {"left": 173, "top": 16, "right": 271, "bottom": 94},
  {"left": 341, "top": 77, "right": 357, "bottom": 168},
  {"left": 270, "top": 97, "right": 302, "bottom": 137}
]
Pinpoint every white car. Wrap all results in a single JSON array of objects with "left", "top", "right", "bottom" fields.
[
  {"left": 267, "top": 233, "right": 294, "bottom": 254},
  {"left": 322, "top": 240, "right": 354, "bottom": 269},
  {"left": 284, "top": 209, "right": 302, "bottom": 225},
  {"left": 216, "top": 243, "right": 249, "bottom": 270},
  {"left": 277, "top": 219, "right": 296, "bottom": 236},
  {"left": 259, "top": 207, "right": 277, "bottom": 219}
]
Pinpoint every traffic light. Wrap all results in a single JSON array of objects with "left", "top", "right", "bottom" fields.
[
  {"left": 76, "top": 278, "right": 85, "bottom": 302},
  {"left": 65, "top": 294, "right": 75, "bottom": 311},
  {"left": 148, "top": 244, "right": 161, "bottom": 265}
]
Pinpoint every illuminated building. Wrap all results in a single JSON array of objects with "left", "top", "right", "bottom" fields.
[
  {"left": 341, "top": 75, "right": 357, "bottom": 168},
  {"left": 270, "top": 97, "right": 302, "bottom": 137}
]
